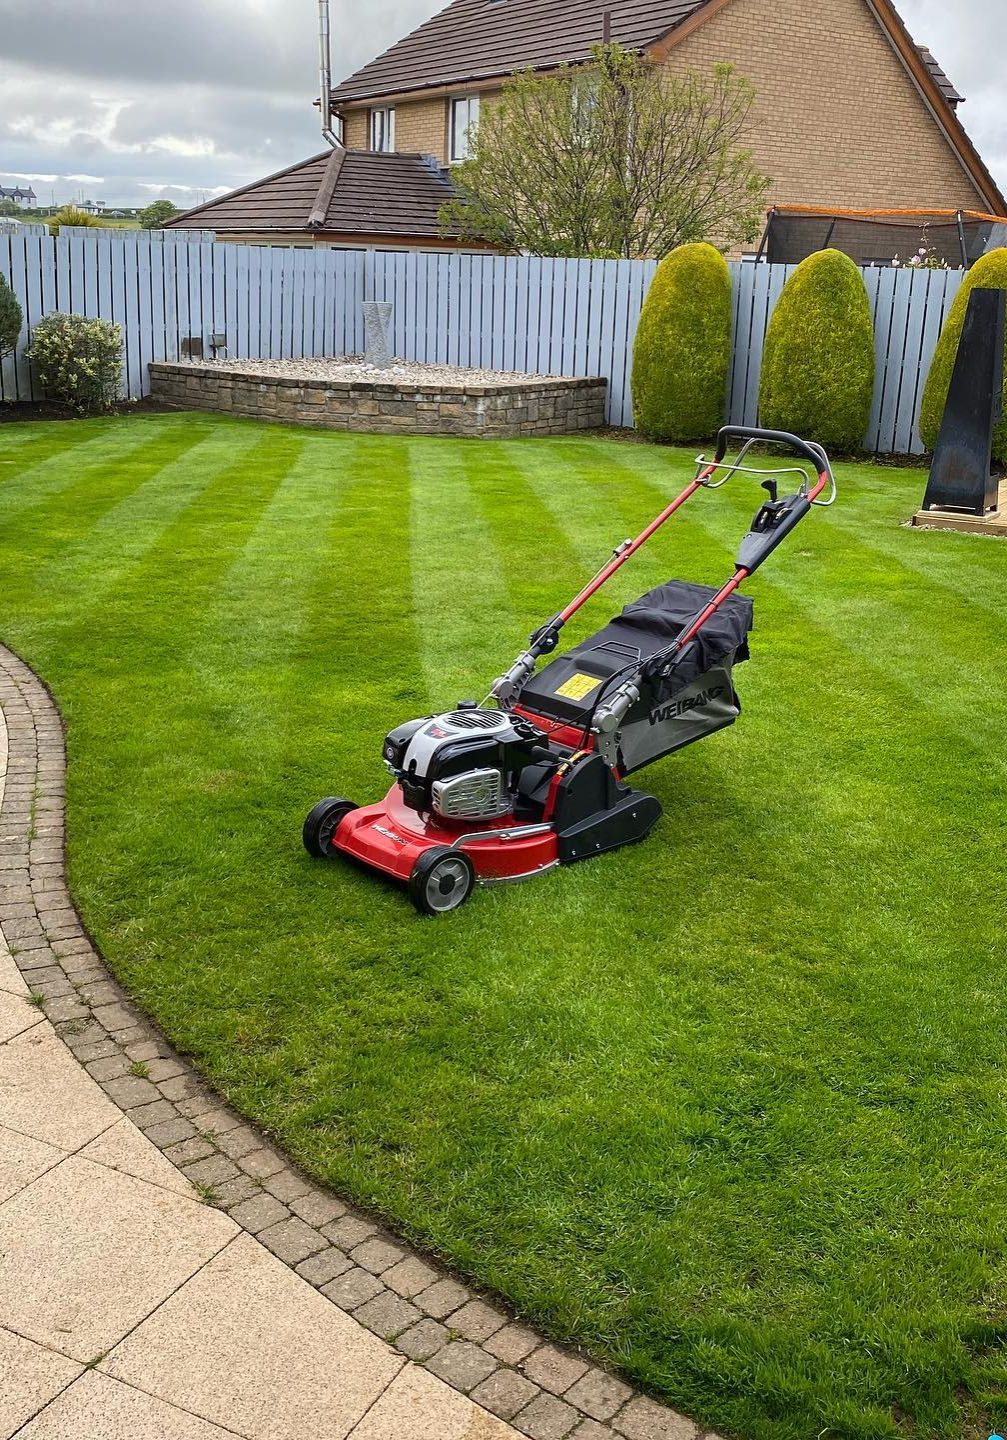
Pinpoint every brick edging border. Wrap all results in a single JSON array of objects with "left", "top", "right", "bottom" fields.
[{"left": 0, "top": 643, "right": 714, "bottom": 1440}]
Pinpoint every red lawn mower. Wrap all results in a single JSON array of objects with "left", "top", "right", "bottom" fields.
[{"left": 303, "top": 427, "right": 836, "bottom": 915}]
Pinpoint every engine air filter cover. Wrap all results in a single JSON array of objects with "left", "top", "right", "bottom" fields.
[{"left": 432, "top": 768, "right": 508, "bottom": 820}]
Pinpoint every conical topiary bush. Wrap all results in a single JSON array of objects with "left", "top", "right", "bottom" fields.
[
  {"left": 759, "top": 249, "right": 875, "bottom": 453},
  {"left": 919, "top": 248, "right": 1007, "bottom": 461},
  {"left": 632, "top": 242, "right": 733, "bottom": 443}
]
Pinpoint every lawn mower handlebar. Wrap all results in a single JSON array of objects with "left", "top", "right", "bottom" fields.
[{"left": 714, "top": 426, "right": 827, "bottom": 473}]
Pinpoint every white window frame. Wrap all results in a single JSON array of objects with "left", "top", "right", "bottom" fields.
[
  {"left": 449, "top": 93, "right": 481, "bottom": 162},
  {"left": 370, "top": 106, "right": 396, "bottom": 153}
]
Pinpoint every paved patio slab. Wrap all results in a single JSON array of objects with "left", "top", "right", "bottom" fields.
[
  {"left": 0, "top": 988, "right": 43, "bottom": 1044},
  {"left": 0, "top": 1327, "right": 82, "bottom": 1440},
  {"left": 0, "top": 1025, "right": 121, "bottom": 1150},
  {"left": 103, "top": 1232, "right": 404, "bottom": 1439},
  {"left": 78, "top": 1116, "right": 199, "bottom": 1198},
  {"left": 14, "top": 1370, "right": 239, "bottom": 1439},
  {"left": 348, "top": 1363, "right": 518, "bottom": 1440},
  {"left": 0, "top": 1155, "right": 236, "bottom": 1361},
  {"left": 0, "top": 938, "right": 28, "bottom": 996},
  {"left": 0, "top": 1124, "right": 63, "bottom": 1205}
]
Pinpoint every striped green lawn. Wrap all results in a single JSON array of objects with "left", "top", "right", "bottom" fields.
[{"left": 3, "top": 413, "right": 1007, "bottom": 1440}]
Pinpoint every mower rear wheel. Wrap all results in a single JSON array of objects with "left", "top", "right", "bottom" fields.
[
  {"left": 302, "top": 797, "right": 357, "bottom": 859},
  {"left": 409, "top": 847, "right": 476, "bottom": 916}
]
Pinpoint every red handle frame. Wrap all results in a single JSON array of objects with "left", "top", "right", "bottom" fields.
[{"left": 556, "top": 463, "right": 717, "bottom": 627}]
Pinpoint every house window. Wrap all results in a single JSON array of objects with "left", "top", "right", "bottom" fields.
[
  {"left": 370, "top": 107, "right": 395, "bottom": 153},
  {"left": 449, "top": 94, "right": 481, "bottom": 162}
]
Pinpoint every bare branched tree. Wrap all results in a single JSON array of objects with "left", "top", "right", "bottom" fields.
[{"left": 440, "top": 45, "right": 771, "bottom": 259}]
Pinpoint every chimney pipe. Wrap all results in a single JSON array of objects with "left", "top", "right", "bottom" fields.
[{"left": 318, "top": 0, "right": 343, "bottom": 149}]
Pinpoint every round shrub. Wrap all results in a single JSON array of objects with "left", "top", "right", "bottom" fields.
[
  {"left": 759, "top": 249, "right": 875, "bottom": 453},
  {"left": 0, "top": 275, "right": 22, "bottom": 359},
  {"left": 27, "top": 312, "right": 123, "bottom": 413},
  {"left": 632, "top": 242, "right": 732, "bottom": 442},
  {"left": 919, "top": 248, "right": 1007, "bottom": 460}
]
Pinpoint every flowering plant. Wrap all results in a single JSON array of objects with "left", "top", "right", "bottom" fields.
[
  {"left": 26, "top": 312, "right": 123, "bottom": 412},
  {"left": 893, "top": 225, "right": 950, "bottom": 271}
]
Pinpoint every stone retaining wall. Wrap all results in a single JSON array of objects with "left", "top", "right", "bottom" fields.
[{"left": 148, "top": 363, "right": 608, "bottom": 439}]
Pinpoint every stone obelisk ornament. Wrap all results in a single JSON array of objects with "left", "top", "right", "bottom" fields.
[
  {"left": 922, "top": 286, "right": 1004, "bottom": 516},
  {"left": 362, "top": 301, "right": 394, "bottom": 369}
]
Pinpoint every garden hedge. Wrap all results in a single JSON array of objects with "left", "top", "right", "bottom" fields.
[
  {"left": 0, "top": 275, "right": 21, "bottom": 359},
  {"left": 632, "top": 242, "right": 732, "bottom": 442},
  {"left": 759, "top": 249, "right": 875, "bottom": 453},
  {"left": 919, "top": 248, "right": 1007, "bottom": 460}
]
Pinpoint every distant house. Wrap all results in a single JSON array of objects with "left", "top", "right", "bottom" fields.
[
  {"left": 331, "top": 0, "right": 1006, "bottom": 248},
  {"left": 165, "top": 149, "right": 492, "bottom": 252},
  {"left": 0, "top": 185, "right": 36, "bottom": 211}
]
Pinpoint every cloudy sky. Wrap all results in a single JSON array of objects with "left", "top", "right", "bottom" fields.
[{"left": 0, "top": 0, "right": 1004, "bottom": 209}]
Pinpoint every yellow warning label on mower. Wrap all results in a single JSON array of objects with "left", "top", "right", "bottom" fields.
[{"left": 555, "top": 672, "right": 602, "bottom": 701}]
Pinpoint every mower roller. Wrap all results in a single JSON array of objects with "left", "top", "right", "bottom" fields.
[{"left": 304, "top": 426, "right": 836, "bottom": 915}]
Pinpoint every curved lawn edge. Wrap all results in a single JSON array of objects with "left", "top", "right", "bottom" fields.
[{"left": 0, "top": 639, "right": 711, "bottom": 1440}]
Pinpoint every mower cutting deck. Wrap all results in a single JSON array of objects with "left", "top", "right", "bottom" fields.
[{"left": 304, "top": 427, "right": 836, "bottom": 914}]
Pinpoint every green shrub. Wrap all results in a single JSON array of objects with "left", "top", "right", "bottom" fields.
[
  {"left": 48, "top": 207, "right": 103, "bottom": 236},
  {"left": 759, "top": 249, "right": 875, "bottom": 453},
  {"left": 919, "top": 248, "right": 1007, "bottom": 460},
  {"left": 632, "top": 242, "right": 732, "bottom": 442},
  {"left": 0, "top": 275, "right": 22, "bottom": 358},
  {"left": 27, "top": 312, "right": 123, "bottom": 413}
]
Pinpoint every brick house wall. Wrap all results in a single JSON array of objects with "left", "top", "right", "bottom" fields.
[
  {"left": 342, "top": 91, "right": 501, "bottom": 166},
  {"left": 337, "top": 0, "right": 986, "bottom": 216},
  {"left": 659, "top": 0, "right": 985, "bottom": 212},
  {"left": 344, "top": 97, "right": 455, "bottom": 156}
]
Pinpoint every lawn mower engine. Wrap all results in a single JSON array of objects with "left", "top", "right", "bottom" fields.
[
  {"left": 304, "top": 701, "right": 662, "bottom": 914},
  {"left": 383, "top": 705, "right": 536, "bottom": 822}
]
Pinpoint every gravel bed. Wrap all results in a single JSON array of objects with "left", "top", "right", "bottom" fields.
[{"left": 181, "top": 356, "right": 563, "bottom": 388}]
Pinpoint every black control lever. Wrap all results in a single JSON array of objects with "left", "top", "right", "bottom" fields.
[
  {"left": 761, "top": 478, "right": 779, "bottom": 503},
  {"left": 737, "top": 491, "right": 812, "bottom": 573}
]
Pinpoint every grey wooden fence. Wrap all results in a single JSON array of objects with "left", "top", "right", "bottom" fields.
[{"left": 0, "top": 229, "right": 966, "bottom": 453}]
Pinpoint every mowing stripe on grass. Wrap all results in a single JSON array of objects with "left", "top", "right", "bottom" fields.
[
  {"left": 409, "top": 437, "right": 512, "bottom": 703},
  {"left": 466, "top": 444, "right": 603, "bottom": 642},
  {"left": 37, "top": 421, "right": 264, "bottom": 617},
  {"left": 2, "top": 420, "right": 217, "bottom": 581},
  {"left": 0, "top": 418, "right": 113, "bottom": 474},
  {"left": 0, "top": 419, "right": 182, "bottom": 519},
  {"left": 191, "top": 429, "right": 362, "bottom": 784},
  {"left": 692, "top": 475, "right": 1007, "bottom": 769},
  {"left": 269, "top": 431, "right": 431, "bottom": 806}
]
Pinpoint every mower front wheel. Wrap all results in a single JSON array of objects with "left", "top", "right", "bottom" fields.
[
  {"left": 302, "top": 797, "right": 357, "bottom": 859},
  {"left": 409, "top": 847, "right": 476, "bottom": 916}
]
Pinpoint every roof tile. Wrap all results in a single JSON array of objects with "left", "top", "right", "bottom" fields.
[{"left": 166, "top": 150, "right": 459, "bottom": 239}]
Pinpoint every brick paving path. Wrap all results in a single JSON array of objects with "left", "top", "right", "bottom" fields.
[{"left": 0, "top": 643, "right": 713, "bottom": 1440}]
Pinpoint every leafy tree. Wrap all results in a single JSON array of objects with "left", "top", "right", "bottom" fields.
[
  {"left": 919, "top": 248, "right": 1007, "bottom": 461},
  {"left": 139, "top": 199, "right": 180, "bottom": 230},
  {"left": 0, "top": 198, "right": 21, "bottom": 218},
  {"left": 0, "top": 275, "right": 22, "bottom": 359},
  {"left": 440, "top": 44, "right": 770, "bottom": 259},
  {"left": 632, "top": 243, "right": 732, "bottom": 441},
  {"left": 759, "top": 250, "right": 875, "bottom": 453},
  {"left": 48, "top": 206, "right": 103, "bottom": 236}
]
